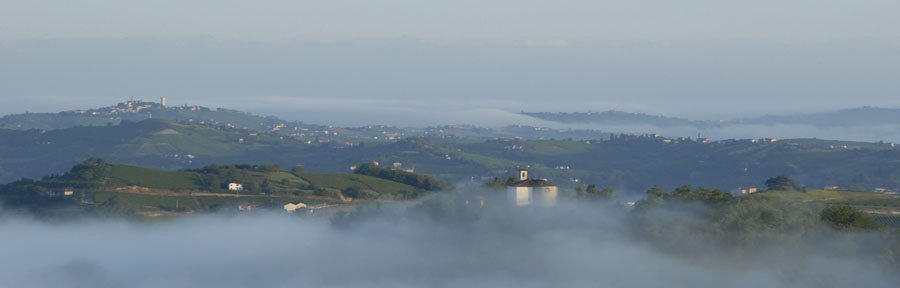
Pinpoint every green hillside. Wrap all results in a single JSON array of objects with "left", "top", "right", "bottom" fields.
[
  {"left": 0, "top": 159, "right": 440, "bottom": 217},
  {"left": 760, "top": 189, "right": 900, "bottom": 208},
  {"left": 2, "top": 118, "right": 900, "bottom": 195},
  {"left": 0, "top": 100, "right": 287, "bottom": 132},
  {"left": 106, "top": 165, "right": 200, "bottom": 190},
  {"left": 298, "top": 172, "right": 415, "bottom": 193}
]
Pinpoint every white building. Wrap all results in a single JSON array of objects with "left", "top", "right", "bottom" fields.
[
  {"left": 228, "top": 183, "right": 244, "bottom": 191},
  {"left": 238, "top": 204, "right": 257, "bottom": 212},
  {"left": 283, "top": 203, "right": 307, "bottom": 213},
  {"left": 733, "top": 187, "right": 759, "bottom": 196},
  {"left": 507, "top": 169, "right": 558, "bottom": 207}
]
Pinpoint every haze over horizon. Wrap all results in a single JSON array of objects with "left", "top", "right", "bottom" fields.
[{"left": 2, "top": 1, "right": 900, "bottom": 126}]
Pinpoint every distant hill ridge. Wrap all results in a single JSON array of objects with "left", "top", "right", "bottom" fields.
[
  {"left": 0, "top": 99, "right": 301, "bottom": 132},
  {"left": 522, "top": 107, "right": 900, "bottom": 128},
  {"left": 521, "top": 110, "right": 701, "bottom": 127},
  {"left": 0, "top": 158, "right": 436, "bottom": 201},
  {"left": 738, "top": 106, "right": 900, "bottom": 127}
]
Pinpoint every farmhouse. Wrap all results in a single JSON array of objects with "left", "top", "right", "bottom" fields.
[
  {"left": 507, "top": 169, "right": 558, "bottom": 207},
  {"left": 732, "top": 187, "right": 759, "bottom": 196},
  {"left": 228, "top": 183, "right": 244, "bottom": 191}
]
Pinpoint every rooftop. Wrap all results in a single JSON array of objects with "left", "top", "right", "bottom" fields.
[{"left": 510, "top": 179, "right": 557, "bottom": 187}]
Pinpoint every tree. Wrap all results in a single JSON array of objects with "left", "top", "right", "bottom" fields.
[
  {"left": 765, "top": 176, "right": 798, "bottom": 191},
  {"left": 342, "top": 186, "right": 378, "bottom": 199},
  {"left": 258, "top": 164, "right": 281, "bottom": 173},
  {"left": 579, "top": 184, "right": 617, "bottom": 201},
  {"left": 820, "top": 206, "right": 881, "bottom": 231},
  {"left": 485, "top": 177, "right": 516, "bottom": 189},
  {"left": 247, "top": 181, "right": 261, "bottom": 192},
  {"left": 206, "top": 175, "right": 222, "bottom": 191},
  {"left": 646, "top": 186, "right": 668, "bottom": 199},
  {"left": 64, "top": 158, "right": 111, "bottom": 184},
  {"left": 674, "top": 187, "right": 733, "bottom": 204},
  {"left": 354, "top": 162, "right": 451, "bottom": 191},
  {"left": 632, "top": 186, "right": 668, "bottom": 212},
  {"left": 261, "top": 179, "right": 273, "bottom": 195}
]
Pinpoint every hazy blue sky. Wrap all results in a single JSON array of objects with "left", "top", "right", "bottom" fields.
[
  {"left": 1, "top": 1, "right": 899, "bottom": 125},
  {"left": 4, "top": 1, "right": 900, "bottom": 42}
]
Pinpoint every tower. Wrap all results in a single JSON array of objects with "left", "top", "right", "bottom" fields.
[
  {"left": 160, "top": 97, "right": 167, "bottom": 108},
  {"left": 507, "top": 169, "right": 558, "bottom": 207}
]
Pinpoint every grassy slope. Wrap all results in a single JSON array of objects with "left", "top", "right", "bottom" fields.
[
  {"left": 739, "top": 190, "right": 900, "bottom": 228},
  {"left": 104, "top": 164, "right": 416, "bottom": 195},
  {"left": 84, "top": 164, "right": 420, "bottom": 214},
  {"left": 107, "top": 165, "right": 200, "bottom": 190},
  {"left": 756, "top": 189, "right": 900, "bottom": 208},
  {"left": 268, "top": 171, "right": 310, "bottom": 186},
  {"left": 126, "top": 123, "right": 244, "bottom": 156},
  {"left": 297, "top": 172, "right": 417, "bottom": 194}
]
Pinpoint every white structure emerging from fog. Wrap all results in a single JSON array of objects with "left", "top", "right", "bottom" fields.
[
  {"left": 283, "top": 203, "right": 307, "bottom": 213},
  {"left": 507, "top": 169, "right": 558, "bottom": 207}
]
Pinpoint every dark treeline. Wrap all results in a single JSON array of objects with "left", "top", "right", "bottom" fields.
[
  {"left": 186, "top": 163, "right": 287, "bottom": 194},
  {"left": 354, "top": 163, "right": 452, "bottom": 191},
  {"left": 0, "top": 158, "right": 111, "bottom": 205},
  {"left": 629, "top": 185, "right": 899, "bottom": 268}
]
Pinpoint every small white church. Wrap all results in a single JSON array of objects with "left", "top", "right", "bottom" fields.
[{"left": 507, "top": 169, "right": 558, "bottom": 207}]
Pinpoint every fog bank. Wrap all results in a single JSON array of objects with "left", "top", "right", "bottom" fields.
[{"left": 1, "top": 202, "right": 896, "bottom": 288}]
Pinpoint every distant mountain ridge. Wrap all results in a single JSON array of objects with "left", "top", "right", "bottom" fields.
[
  {"left": 522, "top": 107, "right": 900, "bottom": 128},
  {"left": 738, "top": 107, "right": 900, "bottom": 127},
  {"left": 7, "top": 100, "right": 900, "bottom": 137}
]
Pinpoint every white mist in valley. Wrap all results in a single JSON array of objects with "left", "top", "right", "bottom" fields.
[{"left": 1, "top": 200, "right": 896, "bottom": 288}]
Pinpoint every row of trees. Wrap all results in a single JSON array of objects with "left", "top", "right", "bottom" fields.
[
  {"left": 765, "top": 175, "right": 801, "bottom": 191},
  {"left": 354, "top": 163, "right": 452, "bottom": 191},
  {"left": 0, "top": 158, "right": 114, "bottom": 204},
  {"left": 187, "top": 164, "right": 285, "bottom": 194},
  {"left": 575, "top": 184, "right": 617, "bottom": 201},
  {"left": 631, "top": 184, "right": 883, "bottom": 252}
]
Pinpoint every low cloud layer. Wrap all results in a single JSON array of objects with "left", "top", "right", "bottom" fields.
[
  {"left": 560, "top": 122, "right": 900, "bottom": 143},
  {"left": 1, "top": 200, "right": 896, "bottom": 288}
]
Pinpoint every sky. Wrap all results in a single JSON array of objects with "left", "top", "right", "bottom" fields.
[{"left": 1, "top": 1, "right": 899, "bottom": 125}]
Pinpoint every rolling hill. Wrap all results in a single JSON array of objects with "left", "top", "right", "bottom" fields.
[
  {"left": 0, "top": 99, "right": 290, "bottom": 132},
  {"left": 738, "top": 107, "right": 900, "bottom": 127},
  {"left": 522, "top": 107, "right": 900, "bottom": 129},
  {"left": 0, "top": 159, "right": 440, "bottom": 216},
  {"left": 2, "top": 117, "right": 900, "bottom": 195},
  {"left": 0, "top": 101, "right": 900, "bottom": 193}
]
